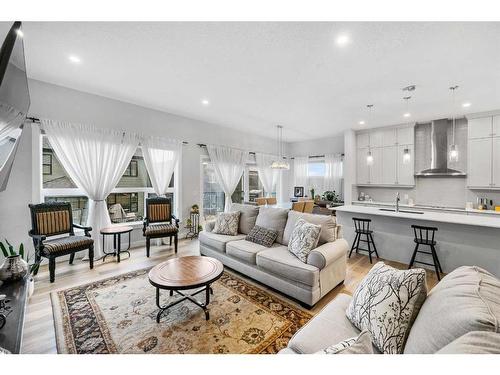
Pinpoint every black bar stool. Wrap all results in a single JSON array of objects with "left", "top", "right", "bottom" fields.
[
  {"left": 349, "top": 217, "right": 379, "bottom": 263},
  {"left": 408, "top": 225, "right": 443, "bottom": 280}
]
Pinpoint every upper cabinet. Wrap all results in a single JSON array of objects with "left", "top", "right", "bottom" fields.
[
  {"left": 467, "top": 115, "right": 500, "bottom": 189},
  {"left": 355, "top": 125, "right": 415, "bottom": 186}
]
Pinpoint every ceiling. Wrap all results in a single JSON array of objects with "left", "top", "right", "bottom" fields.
[{"left": 2, "top": 22, "right": 500, "bottom": 142}]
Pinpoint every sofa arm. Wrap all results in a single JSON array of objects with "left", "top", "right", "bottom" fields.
[
  {"left": 335, "top": 224, "right": 343, "bottom": 239},
  {"left": 307, "top": 239, "right": 349, "bottom": 270},
  {"left": 204, "top": 220, "right": 216, "bottom": 232}
]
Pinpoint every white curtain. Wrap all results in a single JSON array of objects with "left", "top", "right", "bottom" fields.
[
  {"left": 142, "top": 137, "right": 181, "bottom": 196},
  {"left": 41, "top": 120, "right": 140, "bottom": 258},
  {"left": 293, "top": 156, "right": 308, "bottom": 192},
  {"left": 0, "top": 103, "right": 24, "bottom": 139},
  {"left": 255, "top": 153, "right": 278, "bottom": 197},
  {"left": 324, "top": 153, "right": 343, "bottom": 198},
  {"left": 206, "top": 144, "right": 246, "bottom": 212}
]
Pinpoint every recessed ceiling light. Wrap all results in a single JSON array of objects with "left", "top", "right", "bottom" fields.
[
  {"left": 462, "top": 102, "right": 471, "bottom": 108},
  {"left": 403, "top": 112, "right": 411, "bottom": 118},
  {"left": 201, "top": 99, "right": 210, "bottom": 106},
  {"left": 68, "top": 55, "right": 82, "bottom": 64},
  {"left": 359, "top": 120, "right": 365, "bottom": 125},
  {"left": 16, "top": 29, "right": 23, "bottom": 38},
  {"left": 335, "top": 33, "right": 351, "bottom": 47}
]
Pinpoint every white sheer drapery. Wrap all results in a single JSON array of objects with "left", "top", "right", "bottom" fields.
[
  {"left": 293, "top": 156, "right": 308, "bottom": 192},
  {"left": 0, "top": 103, "right": 24, "bottom": 139},
  {"left": 142, "top": 137, "right": 181, "bottom": 196},
  {"left": 324, "top": 153, "right": 343, "bottom": 197},
  {"left": 206, "top": 144, "right": 246, "bottom": 212},
  {"left": 41, "top": 120, "right": 140, "bottom": 258},
  {"left": 255, "top": 153, "right": 278, "bottom": 197}
]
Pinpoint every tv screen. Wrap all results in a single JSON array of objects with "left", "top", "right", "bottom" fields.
[{"left": 0, "top": 21, "right": 30, "bottom": 192}]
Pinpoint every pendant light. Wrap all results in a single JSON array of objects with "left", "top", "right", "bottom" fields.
[
  {"left": 449, "top": 86, "right": 459, "bottom": 163},
  {"left": 366, "top": 104, "right": 374, "bottom": 166},
  {"left": 270, "top": 125, "right": 290, "bottom": 170},
  {"left": 402, "top": 96, "right": 412, "bottom": 164}
]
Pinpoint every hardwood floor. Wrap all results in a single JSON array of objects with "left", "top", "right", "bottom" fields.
[{"left": 21, "top": 238, "right": 441, "bottom": 354}]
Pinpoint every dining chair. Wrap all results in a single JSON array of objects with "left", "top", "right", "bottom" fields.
[
  {"left": 292, "top": 201, "right": 305, "bottom": 212},
  {"left": 255, "top": 197, "right": 267, "bottom": 206},
  {"left": 266, "top": 197, "right": 277, "bottom": 205},
  {"left": 303, "top": 200, "right": 315, "bottom": 213}
]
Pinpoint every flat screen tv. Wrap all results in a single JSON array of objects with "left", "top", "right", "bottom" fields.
[{"left": 0, "top": 21, "right": 30, "bottom": 192}]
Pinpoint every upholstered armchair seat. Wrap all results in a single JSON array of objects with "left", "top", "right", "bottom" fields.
[
  {"left": 42, "top": 236, "right": 94, "bottom": 255},
  {"left": 143, "top": 197, "right": 179, "bottom": 257},
  {"left": 144, "top": 223, "right": 178, "bottom": 236}
]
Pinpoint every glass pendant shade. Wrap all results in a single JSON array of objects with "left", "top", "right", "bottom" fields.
[
  {"left": 403, "top": 148, "right": 411, "bottom": 164},
  {"left": 366, "top": 150, "right": 373, "bottom": 166},
  {"left": 449, "top": 144, "right": 459, "bottom": 162},
  {"left": 270, "top": 125, "right": 290, "bottom": 170}
]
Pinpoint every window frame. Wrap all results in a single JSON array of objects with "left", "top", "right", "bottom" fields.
[{"left": 42, "top": 151, "right": 53, "bottom": 176}]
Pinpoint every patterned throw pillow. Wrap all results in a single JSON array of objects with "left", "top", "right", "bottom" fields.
[
  {"left": 317, "top": 331, "right": 374, "bottom": 354},
  {"left": 346, "top": 262, "right": 427, "bottom": 354},
  {"left": 213, "top": 211, "right": 241, "bottom": 236},
  {"left": 288, "top": 218, "right": 321, "bottom": 263},
  {"left": 245, "top": 225, "right": 278, "bottom": 247}
]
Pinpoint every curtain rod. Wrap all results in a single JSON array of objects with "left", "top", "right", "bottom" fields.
[
  {"left": 290, "top": 153, "right": 344, "bottom": 160},
  {"left": 27, "top": 116, "right": 189, "bottom": 144},
  {"left": 197, "top": 143, "right": 257, "bottom": 155}
]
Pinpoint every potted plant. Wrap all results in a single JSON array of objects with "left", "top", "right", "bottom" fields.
[
  {"left": 0, "top": 240, "right": 38, "bottom": 297},
  {"left": 186, "top": 218, "right": 192, "bottom": 228},
  {"left": 323, "top": 190, "right": 340, "bottom": 203},
  {"left": 191, "top": 204, "right": 199, "bottom": 214}
]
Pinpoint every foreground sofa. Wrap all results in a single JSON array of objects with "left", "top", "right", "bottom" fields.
[
  {"left": 199, "top": 203, "right": 349, "bottom": 307},
  {"left": 279, "top": 265, "right": 500, "bottom": 354}
]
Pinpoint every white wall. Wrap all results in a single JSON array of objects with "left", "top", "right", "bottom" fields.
[{"left": 287, "top": 134, "right": 344, "bottom": 157}]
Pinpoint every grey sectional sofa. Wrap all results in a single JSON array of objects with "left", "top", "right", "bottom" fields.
[
  {"left": 199, "top": 203, "right": 349, "bottom": 307},
  {"left": 279, "top": 265, "right": 500, "bottom": 354}
]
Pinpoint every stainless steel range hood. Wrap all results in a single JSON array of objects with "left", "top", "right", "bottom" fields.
[{"left": 414, "top": 119, "right": 467, "bottom": 177}]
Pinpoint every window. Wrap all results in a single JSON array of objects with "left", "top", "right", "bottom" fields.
[
  {"left": 248, "top": 169, "right": 264, "bottom": 202},
  {"left": 201, "top": 159, "right": 225, "bottom": 220},
  {"left": 307, "top": 160, "right": 326, "bottom": 195},
  {"left": 40, "top": 136, "right": 177, "bottom": 226}
]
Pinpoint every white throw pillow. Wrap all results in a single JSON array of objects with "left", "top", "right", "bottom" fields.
[
  {"left": 288, "top": 218, "right": 321, "bottom": 263},
  {"left": 346, "top": 262, "right": 427, "bottom": 354},
  {"left": 213, "top": 211, "right": 241, "bottom": 236},
  {"left": 316, "top": 331, "right": 374, "bottom": 354}
]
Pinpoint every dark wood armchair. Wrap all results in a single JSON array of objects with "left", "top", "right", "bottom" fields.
[
  {"left": 143, "top": 197, "right": 179, "bottom": 257},
  {"left": 28, "top": 202, "right": 94, "bottom": 283}
]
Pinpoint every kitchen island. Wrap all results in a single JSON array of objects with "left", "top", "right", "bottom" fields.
[{"left": 336, "top": 204, "right": 500, "bottom": 277}]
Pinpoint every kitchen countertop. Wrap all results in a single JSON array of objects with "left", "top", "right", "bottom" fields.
[{"left": 336, "top": 204, "right": 500, "bottom": 229}]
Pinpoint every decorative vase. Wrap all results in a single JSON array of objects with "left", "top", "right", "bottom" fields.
[{"left": 0, "top": 255, "right": 29, "bottom": 282}]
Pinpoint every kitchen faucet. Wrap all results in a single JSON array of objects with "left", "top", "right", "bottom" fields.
[{"left": 395, "top": 192, "right": 400, "bottom": 212}]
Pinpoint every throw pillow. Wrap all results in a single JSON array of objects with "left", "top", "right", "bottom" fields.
[
  {"left": 288, "top": 218, "right": 321, "bottom": 263},
  {"left": 316, "top": 331, "right": 374, "bottom": 354},
  {"left": 346, "top": 262, "right": 427, "bottom": 354},
  {"left": 245, "top": 225, "right": 278, "bottom": 247},
  {"left": 213, "top": 211, "right": 241, "bottom": 236}
]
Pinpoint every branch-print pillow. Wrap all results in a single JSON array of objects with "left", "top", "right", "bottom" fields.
[
  {"left": 346, "top": 262, "right": 427, "bottom": 354},
  {"left": 213, "top": 211, "right": 241, "bottom": 236},
  {"left": 317, "top": 331, "right": 374, "bottom": 354},
  {"left": 288, "top": 218, "right": 321, "bottom": 263}
]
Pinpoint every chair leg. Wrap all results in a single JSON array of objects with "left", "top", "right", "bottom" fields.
[
  {"left": 408, "top": 243, "right": 419, "bottom": 269},
  {"left": 430, "top": 245, "right": 441, "bottom": 281},
  {"left": 366, "top": 233, "right": 373, "bottom": 264},
  {"left": 69, "top": 253, "right": 75, "bottom": 265},
  {"left": 355, "top": 232, "right": 361, "bottom": 254},
  {"left": 89, "top": 246, "right": 94, "bottom": 270},
  {"left": 349, "top": 233, "right": 359, "bottom": 258},
  {"left": 170, "top": 236, "right": 172, "bottom": 246},
  {"left": 146, "top": 237, "right": 151, "bottom": 257},
  {"left": 33, "top": 251, "right": 41, "bottom": 276},
  {"left": 49, "top": 257, "right": 56, "bottom": 283},
  {"left": 369, "top": 233, "right": 379, "bottom": 258},
  {"left": 174, "top": 234, "right": 178, "bottom": 254},
  {"left": 433, "top": 245, "right": 444, "bottom": 273}
]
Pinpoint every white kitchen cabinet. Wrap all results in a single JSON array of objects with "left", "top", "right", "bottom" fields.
[
  {"left": 357, "top": 148, "right": 370, "bottom": 184},
  {"left": 493, "top": 116, "right": 500, "bottom": 137},
  {"left": 468, "top": 117, "right": 493, "bottom": 139},
  {"left": 370, "top": 130, "right": 384, "bottom": 147},
  {"left": 382, "top": 128, "right": 397, "bottom": 147},
  {"left": 397, "top": 144, "right": 415, "bottom": 186},
  {"left": 468, "top": 138, "right": 492, "bottom": 188},
  {"left": 397, "top": 126, "right": 414, "bottom": 145},
  {"left": 357, "top": 133, "right": 370, "bottom": 149},
  {"left": 492, "top": 137, "right": 500, "bottom": 187},
  {"left": 382, "top": 146, "right": 398, "bottom": 184},
  {"left": 370, "top": 148, "right": 384, "bottom": 185}
]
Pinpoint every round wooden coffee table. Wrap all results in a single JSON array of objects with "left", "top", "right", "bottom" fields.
[{"left": 148, "top": 256, "right": 224, "bottom": 322}]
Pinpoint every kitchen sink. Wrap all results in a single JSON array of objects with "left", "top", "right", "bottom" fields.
[{"left": 379, "top": 208, "right": 424, "bottom": 214}]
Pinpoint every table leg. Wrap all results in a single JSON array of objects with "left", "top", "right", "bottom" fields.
[
  {"left": 117, "top": 233, "right": 121, "bottom": 262},
  {"left": 102, "top": 235, "right": 105, "bottom": 262},
  {"left": 205, "top": 284, "right": 210, "bottom": 305}
]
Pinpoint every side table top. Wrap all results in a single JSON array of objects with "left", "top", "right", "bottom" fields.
[
  {"left": 148, "top": 256, "right": 224, "bottom": 290},
  {"left": 100, "top": 226, "right": 134, "bottom": 234}
]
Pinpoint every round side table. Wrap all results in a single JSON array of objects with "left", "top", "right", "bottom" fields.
[{"left": 100, "top": 226, "right": 133, "bottom": 263}]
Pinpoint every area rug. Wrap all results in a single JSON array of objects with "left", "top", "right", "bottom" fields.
[{"left": 51, "top": 269, "right": 312, "bottom": 354}]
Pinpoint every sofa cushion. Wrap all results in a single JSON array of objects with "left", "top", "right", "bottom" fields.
[
  {"left": 283, "top": 210, "right": 337, "bottom": 246},
  {"left": 230, "top": 203, "right": 259, "bottom": 235},
  {"left": 435, "top": 331, "right": 500, "bottom": 354},
  {"left": 198, "top": 231, "right": 246, "bottom": 253},
  {"left": 287, "top": 293, "right": 381, "bottom": 354},
  {"left": 256, "top": 246, "right": 319, "bottom": 287},
  {"left": 245, "top": 225, "right": 278, "bottom": 247},
  {"left": 316, "top": 330, "right": 374, "bottom": 354},
  {"left": 346, "top": 262, "right": 427, "bottom": 354},
  {"left": 254, "top": 207, "right": 289, "bottom": 244},
  {"left": 404, "top": 266, "right": 500, "bottom": 354},
  {"left": 288, "top": 218, "right": 321, "bottom": 263},
  {"left": 213, "top": 211, "right": 241, "bottom": 236},
  {"left": 226, "top": 239, "right": 280, "bottom": 265}
]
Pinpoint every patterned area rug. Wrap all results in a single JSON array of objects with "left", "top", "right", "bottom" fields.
[{"left": 51, "top": 269, "right": 312, "bottom": 354}]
